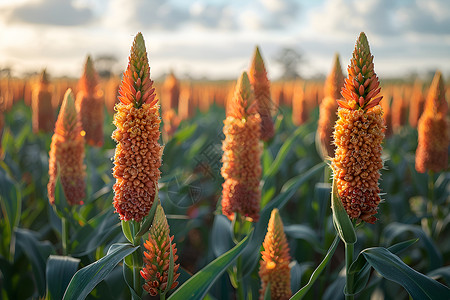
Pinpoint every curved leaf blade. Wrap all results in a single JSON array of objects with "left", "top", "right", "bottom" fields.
[
  {"left": 362, "top": 247, "right": 450, "bottom": 300},
  {"left": 169, "top": 231, "right": 252, "bottom": 300},
  {"left": 243, "top": 162, "right": 325, "bottom": 275},
  {"left": 63, "top": 243, "right": 138, "bottom": 300},
  {"left": 331, "top": 175, "right": 356, "bottom": 244},
  {"left": 290, "top": 234, "right": 340, "bottom": 300},
  {"left": 15, "top": 228, "right": 54, "bottom": 297},
  {"left": 46, "top": 255, "right": 80, "bottom": 300}
]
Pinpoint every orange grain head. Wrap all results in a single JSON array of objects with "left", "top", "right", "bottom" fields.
[
  {"left": 339, "top": 32, "right": 382, "bottom": 111},
  {"left": 259, "top": 209, "right": 291, "bottom": 300},
  {"left": 112, "top": 33, "right": 162, "bottom": 222},
  {"left": 248, "top": 46, "right": 275, "bottom": 141},
  {"left": 118, "top": 32, "right": 157, "bottom": 108},
  {"left": 48, "top": 89, "right": 86, "bottom": 205},
  {"left": 415, "top": 71, "right": 448, "bottom": 173},
  {"left": 221, "top": 71, "right": 261, "bottom": 222},
  {"left": 141, "top": 205, "right": 180, "bottom": 296}
]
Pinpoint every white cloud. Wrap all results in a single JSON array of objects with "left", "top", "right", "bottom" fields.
[{"left": 4, "top": 0, "right": 94, "bottom": 26}]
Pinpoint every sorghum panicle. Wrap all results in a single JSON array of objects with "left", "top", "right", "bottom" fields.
[
  {"left": 415, "top": 71, "right": 448, "bottom": 173},
  {"left": 259, "top": 208, "right": 291, "bottom": 300},
  {"left": 248, "top": 46, "right": 275, "bottom": 142},
  {"left": 408, "top": 80, "right": 425, "bottom": 128},
  {"left": 32, "top": 69, "right": 54, "bottom": 133},
  {"left": 162, "top": 108, "right": 180, "bottom": 139},
  {"left": 112, "top": 32, "right": 162, "bottom": 222},
  {"left": 292, "top": 82, "right": 308, "bottom": 126},
  {"left": 76, "top": 55, "right": 104, "bottom": 147},
  {"left": 221, "top": 72, "right": 262, "bottom": 222},
  {"left": 332, "top": 32, "right": 385, "bottom": 224},
  {"left": 48, "top": 89, "right": 86, "bottom": 205},
  {"left": 161, "top": 71, "right": 180, "bottom": 113},
  {"left": 141, "top": 204, "right": 180, "bottom": 296},
  {"left": 317, "top": 53, "right": 345, "bottom": 159}
]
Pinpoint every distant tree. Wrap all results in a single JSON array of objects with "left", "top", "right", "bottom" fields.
[
  {"left": 0, "top": 67, "right": 11, "bottom": 78},
  {"left": 274, "top": 47, "right": 304, "bottom": 80},
  {"left": 95, "top": 54, "right": 118, "bottom": 78}
]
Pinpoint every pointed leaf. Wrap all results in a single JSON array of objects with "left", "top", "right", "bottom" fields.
[
  {"left": 290, "top": 234, "right": 340, "bottom": 299},
  {"left": 15, "top": 228, "right": 54, "bottom": 297},
  {"left": 168, "top": 231, "right": 252, "bottom": 300},
  {"left": 331, "top": 176, "right": 356, "bottom": 244},
  {"left": 0, "top": 167, "right": 21, "bottom": 238},
  {"left": 211, "top": 214, "right": 233, "bottom": 257},
  {"left": 263, "top": 126, "right": 304, "bottom": 179},
  {"left": 362, "top": 247, "right": 450, "bottom": 299},
  {"left": 63, "top": 243, "right": 138, "bottom": 300},
  {"left": 242, "top": 162, "right": 325, "bottom": 275},
  {"left": 46, "top": 255, "right": 80, "bottom": 300},
  {"left": 136, "top": 192, "right": 160, "bottom": 238},
  {"left": 348, "top": 239, "right": 419, "bottom": 295},
  {"left": 383, "top": 223, "right": 442, "bottom": 270}
]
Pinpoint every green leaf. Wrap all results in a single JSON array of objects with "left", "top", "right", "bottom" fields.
[
  {"left": 173, "top": 123, "right": 198, "bottom": 144},
  {"left": 46, "top": 255, "right": 80, "bottom": 300},
  {"left": 331, "top": 175, "right": 356, "bottom": 244},
  {"left": 168, "top": 231, "right": 252, "bottom": 300},
  {"left": 63, "top": 243, "right": 139, "bottom": 300},
  {"left": 136, "top": 192, "right": 160, "bottom": 238},
  {"left": 122, "top": 265, "right": 143, "bottom": 300},
  {"left": 211, "top": 214, "right": 233, "bottom": 257},
  {"left": 242, "top": 162, "right": 325, "bottom": 276},
  {"left": 0, "top": 167, "right": 21, "bottom": 243},
  {"left": 348, "top": 239, "right": 418, "bottom": 295},
  {"left": 15, "top": 228, "right": 55, "bottom": 297},
  {"left": 428, "top": 266, "right": 450, "bottom": 284},
  {"left": 263, "top": 126, "right": 304, "bottom": 179},
  {"left": 290, "top": 234, "right": 340, "bottom": 299},
  {"left": 362, "top": 247, "right": 450, "bottom": 299},
  {"left": 383, "top": 223, "right": 442, "bottom": 270},
  {"left": 284, "top": 225, "right": 323, "bottom": 254},
  {"left": 53, "top": 173, "right": 71, "bottom": 219},
  {"left": 263, "top": 282, "right": 271, "bottom": 300},
  {"left": 70, "top": 208, "right": 121, "bottom": 256},
  {"left": 121, "top": 220, "right": 134, "bottom": 244}
]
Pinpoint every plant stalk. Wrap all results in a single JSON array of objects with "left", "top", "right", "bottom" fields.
[
  {"left": 427, "top": 171, "right": 435, "bottom": 235},
  {"left": 62, "top": 217, "right": 69, "bottom": 255},
  {"left": 345, "top": 242, "right": 354, "bottom": 300},
  {"left": 236, "top": 256, "right": 245, "bottom": 300}
]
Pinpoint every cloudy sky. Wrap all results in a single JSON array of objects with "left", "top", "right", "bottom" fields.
[{"left": 0, "top": 0, "right": 449, "bottom": 80}]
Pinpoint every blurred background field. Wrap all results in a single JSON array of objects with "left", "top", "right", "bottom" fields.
[{"left": 0, "top": 67, "right": 449, "bottom": 299}]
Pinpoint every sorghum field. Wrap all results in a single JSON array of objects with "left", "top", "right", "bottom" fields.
[{"left": 0, "top": 32, "right": 449, "bottom": 300}]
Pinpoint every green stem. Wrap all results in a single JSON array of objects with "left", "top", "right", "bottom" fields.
[
  {"left": 324, "top": 165, "right": 331, "bottom": 184},
  {"left": 62, "top": 217, "right": 69, "bottom": 255},
  {"left": 345, "top": 242, "right": 354, "bottom": 300},
  {"left": 427, "top": 171, "right": 435, "bottom": 235},
  {"left": 236, "top": 256, "right": 245, "bottom": 300},
  {"left": 231, "top": 214, "right": 247, "bottom": 299},
  {"left": 132, "top": 252, "right": 142, "bottom": 297}
]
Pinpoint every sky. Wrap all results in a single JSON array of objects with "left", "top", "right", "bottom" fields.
[{"left": 0, "top": 0, "right": 449, "bottom": 80}]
